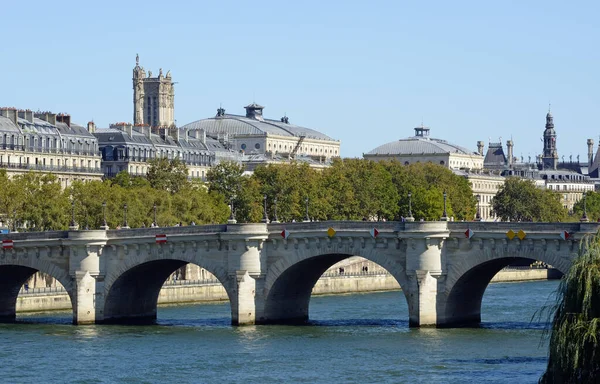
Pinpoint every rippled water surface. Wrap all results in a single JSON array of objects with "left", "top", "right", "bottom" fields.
[{"left": 1, "top": 280, "right": 558, "bottom": 383}]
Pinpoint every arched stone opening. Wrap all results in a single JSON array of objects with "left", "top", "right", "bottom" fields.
[
  {"left": 261, "top": 253, "right": 408, "bottom": 325},
  {"left": 103, "top": 260, "right": 232, "bottom": 325},
  {"left": 443, "top": 257, "right": 564, "bottom": 327},
  {"left": 0, "top": 264, "right": 73, "bottom": 323}
]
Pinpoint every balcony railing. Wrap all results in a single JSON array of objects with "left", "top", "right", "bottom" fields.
[
  {"left": 0, "top": 162, "right": 104, "bottom": 174},
  {"left": 0, "top": 144, "right": 100, "bottom": 157}
]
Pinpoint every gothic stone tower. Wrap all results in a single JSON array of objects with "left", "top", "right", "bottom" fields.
[
  {"left": 133, "top": 55, "right": 175, "bottom": 127},
  {"left": 542, "top": 110, "right": 558, "bottom": 170}
]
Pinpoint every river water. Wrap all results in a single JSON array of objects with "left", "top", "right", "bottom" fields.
[{"left": 0, "top": 280, "right": 558, "bottom": 383}]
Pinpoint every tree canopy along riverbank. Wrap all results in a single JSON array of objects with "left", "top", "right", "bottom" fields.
[
  {"left": 0, "top": 158, "right": 594, "bottom": 231},
  {"left": 540, "top": 232, "right": 600, "bottom": 383}
]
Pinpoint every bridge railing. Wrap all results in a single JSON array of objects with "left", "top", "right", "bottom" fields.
[
  {"left": 268, "top": 221, "right": 402, "bottom": 231},
  {"left": 107, "top": 224, "right": 228, "bottom": 238},
  {"left": 448, "top": 222, "right": 587, "bottom": 232},
  {"left": 0, "top": 231, "right": 69, "bottom": 240}
]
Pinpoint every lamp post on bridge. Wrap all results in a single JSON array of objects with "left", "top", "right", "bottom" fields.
[
  {"left": 153, "top": 203, "right": 158, "bottom": 227},
  {"left": 228, "top": 197, "right": 237, "bottom": 224},
  {"left": 304, "top": 197, "right": 310, "bottom": 222},
  {"left": 581, "top": 193, "right": 590, "bottom": 222},
  {"left": 440, "top": 190, "right": 449, "bottom": 221},
  {"left": 405, "top": 191, "right": 415, "bottom": 222},
  {"left": 69, "top": 199, "right": 79, "bottom": 230},
  {"left": 122, "top": 203, "right": 130, "bottom": 229},
  {"left": 475, "top": 194, "right": 482, "bottom": 221},
  {"left": 262, "top": 195, "right": 269, "bottom": 223},
  {"left": 272, "top": 197, "right": 279, "bottom": 223},
  {"left": 100, "top": 201, "right": 109, "bottom": 230}
]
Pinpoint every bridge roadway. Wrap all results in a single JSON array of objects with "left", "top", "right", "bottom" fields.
[{"left": 0, "top": 221, "right": 596, "bottom": 327}]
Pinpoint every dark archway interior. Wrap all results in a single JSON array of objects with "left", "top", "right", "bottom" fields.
[
  {"left": 444, "top": 257, "right": 563, "bottom": 327},
  {"left": 103, "top": 260, "right": 188, "bottom": 324},
  {"left": 0, "top": 265, "right": 40, "bottom": 322},
  {"left": 263, "top": 254, "right": 359, "bottom": 324}
]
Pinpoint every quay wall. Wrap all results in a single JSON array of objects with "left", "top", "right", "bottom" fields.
[{"left": 15, "top": 269, "right": 561, "bottom": 313}]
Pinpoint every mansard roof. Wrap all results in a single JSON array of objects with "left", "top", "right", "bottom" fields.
[
  {"left": 94, "top": 127, "right": 236, "bottom": 155},
  {"left": 483, "top": 142, "right": 507, "bottom": 168}
]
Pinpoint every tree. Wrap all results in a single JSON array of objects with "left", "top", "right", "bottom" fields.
[
  {"left": 206, "top": 161, "right": 244, "bottom": 202},
  {"left": 492, "top": 178, "right": 567, "bottom": 222},
  {"left": 146, "top": 158, "right": 188, "bottom": 193},
  {"left": 540, "top": 233, "right": 600, "bottom": 383},
  {"left": 572, "top": 191, "right": 600, "bottom": 222}
]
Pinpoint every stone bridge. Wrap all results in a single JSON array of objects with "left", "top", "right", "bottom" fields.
[{"left": 0, "top": 221, "right": 597, "bottom": 327}]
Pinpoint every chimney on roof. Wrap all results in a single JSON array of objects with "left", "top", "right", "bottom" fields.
[
  {"left": 35, "top": 112, "right": 57, "bottom": 125},
  {"left": 87, "top": 121, "right": 96, "bottom": 133},
  {"left": 170, "top": 127, "right": 179, "bottom": 141},
  {"left": 18, "top": 110, "right": 34, "bottom": 123},
  {"left": 56, "top": 113, "right": 71, "bottom": 127},
  {"left": 506, "top": 140, "right": 514, "bottom": 168},
  {"left": 0, "top": 107, "right": 18, "bottom": 126},
  {"left": 477, "top": 141, "right": 484, "bottom": 156}
]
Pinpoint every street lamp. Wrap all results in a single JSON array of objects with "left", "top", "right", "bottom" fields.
[
  {"left": 441, "top": 190, "right": 449, "bottom": 221},
  {"left": 262, "top": 195, "right": 269, "bottom": 223},
  {"left": 475, "top": 194, "right": 482, "bottom": 221},
  {"left": 406, "top": 191, "right": 415, "bottom": 222},
  {"left": 101, "top": 201, "right": 109, "bottom": 230},
  {"left": 228, "top": 197, "right": 237, "bottom": 224},
  {"left": 581, "top": 193, "right": 589, "bottom": 222},
  {"left": 153, "top": 203, "right": 158, "bottom": 227},
  {"left": 123, "top": 203, "right": 130, "bottom": 229},
  {"left": 273, "top": 197, "right": 279, "bottom": 223},
  {"left": 12, "top": 209, "right": 16, "bottom": 232},
  {"left": 304, "top": 197, "right": 310, "bottom": 222},
  {"left": 69, "top": 199, "right": 79, "bottom": 230}
]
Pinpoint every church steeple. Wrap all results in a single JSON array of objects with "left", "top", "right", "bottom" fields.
[{"left": 542, "top": 106, "right": 558, "bottom": 170}]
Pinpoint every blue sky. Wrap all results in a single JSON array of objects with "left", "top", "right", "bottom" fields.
[{"left": 1, "top": 0, "right": 599, "bottom": 160}]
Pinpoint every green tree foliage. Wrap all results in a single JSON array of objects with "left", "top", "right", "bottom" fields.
[
  {"left": 382, "top": 161, "right": 475, "bottom": 220},
  {"left": 492, "top": 178, "right": 568, "bottom": 222},
  {"left": 540, "top": 233, "right": 600, "bottom": 383},
  {"left": 146, "top": 158, "right": 188, "bottom": 193},
  {"left": 572, "top": 191, "right": 600, "bottom": 222},
  {"left": 206, "top": 161, "right": 245, "bottom": 201}
]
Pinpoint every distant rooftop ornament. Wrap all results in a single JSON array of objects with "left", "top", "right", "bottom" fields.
[{"left": 414, "top": 125, "right": 430, "bottom": 138}]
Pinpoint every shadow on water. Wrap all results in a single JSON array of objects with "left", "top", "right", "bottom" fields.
[{"left": 307, "top": 318, "right": 408, "bottom": 327}]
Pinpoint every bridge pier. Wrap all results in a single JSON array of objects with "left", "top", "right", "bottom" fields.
[
  {"left": 66, "top": 231, "right": 108, "bottom": 325},
  {"left": 402, "top": 222, "right": 449, "bottom": 327}
]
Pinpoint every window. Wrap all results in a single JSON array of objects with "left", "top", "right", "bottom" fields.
[
  {"left": 241, "top": 143, "right": 247, "bottom": 150},
  {"left": 255, "top": 143, "right": 260, "bottom": 149}
]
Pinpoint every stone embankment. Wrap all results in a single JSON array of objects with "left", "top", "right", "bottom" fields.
[{"left": 16, "top": 267, "right": 561, "bottom": 313}]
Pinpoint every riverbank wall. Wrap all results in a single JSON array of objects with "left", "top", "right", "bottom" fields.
[{"left": 15, "top": 268, "right": 561, "bottom": 313}]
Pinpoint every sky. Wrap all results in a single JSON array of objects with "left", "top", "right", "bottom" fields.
[{"left": 1, "top": 0, "right": 599, "bottom": 161}]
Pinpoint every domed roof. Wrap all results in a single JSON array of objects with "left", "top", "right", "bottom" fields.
[
  {"left": 365, "top": 126, "right": 479, "bottom": 156},
  {"left": 180, "top": 104, "right": 336, "bottom": 142}
]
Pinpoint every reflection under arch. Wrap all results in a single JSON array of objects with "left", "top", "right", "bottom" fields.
[
  {"left": 443, "top": 257, "right": 565, "bottom": 327},
  {"left": 260, "top": 253, "right": 409, "bottom": 325}
]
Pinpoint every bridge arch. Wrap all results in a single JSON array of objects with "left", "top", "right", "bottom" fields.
[
  {"left": 101, "top": 247, "right": 232, "bottom": 324},
  {"left": 0, "top": 256, "right": 74, "bottom": 322},
  {"left": 442, "top": 244, "right": 571, "bottom": 327},
  {"left": 260, "top": 246, "right": 409, "bottom": 324}
]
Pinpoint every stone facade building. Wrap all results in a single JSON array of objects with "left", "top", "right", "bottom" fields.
[
  {"left": 364, "top": 125, "right": 484, "bottom": 169},
  {"left": 0, "top": 107, "right": 103, "bottom": 187},
  {"left": 180, "top": 104, "right": 341, "bottom": 164},
  {"left": 94, "top": 123, "right": 238, "bottom": 180}
]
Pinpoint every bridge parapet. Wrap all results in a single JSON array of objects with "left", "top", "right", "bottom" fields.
[
  {"left": 448, "top": 222, "right": 597, "bottom": 233},
  {"left": 106, "top": 224, "right": 228, "bottom": 239},
  {"left": 267, "top": 221, "right": 402, "bottom": 232}
]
